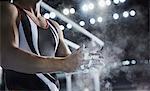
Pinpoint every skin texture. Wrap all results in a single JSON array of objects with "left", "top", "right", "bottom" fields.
[{"left": 0, "top": 1, "right": 84, "bottom": 74}]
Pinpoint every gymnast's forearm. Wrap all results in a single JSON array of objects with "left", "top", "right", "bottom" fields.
[{"left": 1, "top": 46, "right": 68, "bottom": 74}]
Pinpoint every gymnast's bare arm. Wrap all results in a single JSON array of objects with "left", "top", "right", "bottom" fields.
[
  {"left": 48, "top": 20, "right": 72, "bottom": 57},
  {"left": 0, "top": 2, "right": 83, "bottom": 74}
]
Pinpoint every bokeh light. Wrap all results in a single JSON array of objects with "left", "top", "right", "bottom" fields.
[
  {"left": 130, "top": 10, "right": 136, "bottom": 16},
  {"left": 49, "top": 12, "right": 56, "bottom": 19},
  {"left": 90, "top": 18, "right": 96, "bottom": 24},
  {"left": 113, "top": 0, "right": 120, "bottom": 4},
  {"left": 123, "top": 11, "right": 129, "bottom": 18},
  {"left": 63, "top": 8, "right": 70, "bottom": 15},
  {"left": 43, "top": 13, "right": 50, "bottom": 19},
  {"left": 113, "top": 13, "right": 119, "bottom": 19},
  {"left": 79, "top": 21, "right": 85, "bottom": 26},
  {"left": 70, "top": 8, "right": 76, "bottom": 14},
  {"left": 97, "top": 17, "right": 103, "bottom": 23},
  {"left": 66, "top": 23, "right": 73, "bottom": 29}
]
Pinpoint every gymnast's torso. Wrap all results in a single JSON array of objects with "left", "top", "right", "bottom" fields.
[{"left": 18, "top": 8, "right": 59, "bottom": 57}]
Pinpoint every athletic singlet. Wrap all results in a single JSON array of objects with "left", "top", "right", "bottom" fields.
[
  {"left": 18, "top": 8, "right": 60, "bottom": 91},
  {"left": 19, "top": 13, "right": 59, "bottom": 56}
]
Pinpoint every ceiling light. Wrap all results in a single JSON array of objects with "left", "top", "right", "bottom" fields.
[
  {"left": 113, "top": 0, "right": 119, "bottom": 4},
  {"left": 123, "top": 11, "right": 129, "bottom": 18},
  {"left": 70, "top": 8, "right": 76, "bottom": 14},
  {"left": 43, "top": 13, "right": 50, "bottom": 19},
  {"left": 90, "top": 18, "right": 96, "bottom": 24},
  {"left": 79, "top": 21, "right": 85, "bottom": 26},
  {"left": 97, "top": 17, "right": 103, "bottom": 22},
  {"left": 88, "top": 3, "right": 94, "bottom": 10},
  {"left": 113, "top": 13, "right": 119, "bottom": 19},
  {"left": 119, "top": 0, "right": 126, "bottom": 3},
  {"left": 49, "top": 12, "right": 56, "bottom": 19},
  {"left": 129, "top": 10, "right": 136, "bottom": 16},
  {"left": 105, "top": 0, "right": 111, "bottom": 6},
  {"left": 66, "top": 23, "right": 72, "bottom": 29},
  {"left": 63, "top": 8, "right": 70, "bottom": 15},
  {"left": 82, "top": 4, "right": 89, "bottom": 12},
  {"left": 99, "top": 0, "right": 106, "bottom": 7}
]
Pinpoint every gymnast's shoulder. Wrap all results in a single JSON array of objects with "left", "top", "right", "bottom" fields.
[{"left": 8, "top": 3, "right": 18, "bottom": 20}]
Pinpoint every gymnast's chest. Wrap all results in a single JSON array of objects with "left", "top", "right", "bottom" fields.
[{"left": 17, "top": 15, "right": 57, "bottom": 56}]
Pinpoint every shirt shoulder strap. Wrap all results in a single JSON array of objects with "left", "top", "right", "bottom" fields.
[{"left": 13, "top": 4, "right": 38, "bottom": 54}]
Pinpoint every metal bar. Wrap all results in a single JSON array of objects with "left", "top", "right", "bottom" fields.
[
  {"left": 65, "top": 73, "right": 72, "bottom": 91},
  {"left": 64, "top": 39, "right": 80, "bottom": 49}
]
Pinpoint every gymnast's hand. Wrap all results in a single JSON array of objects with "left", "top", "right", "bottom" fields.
[{"left": 64, "top": 46, "right": 85, "bottom": 72}]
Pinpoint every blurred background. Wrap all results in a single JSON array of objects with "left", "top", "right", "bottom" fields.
[
  {"left": 40, "top": 0, "right": 149, "bottom": 90},
  {"left": 0, "top": 0, "right": 150, "bottom": 91}
]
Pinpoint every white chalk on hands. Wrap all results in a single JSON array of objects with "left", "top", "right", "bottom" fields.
[{"left": 80, "top": 65, "right": 85, "bottom": 70}]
